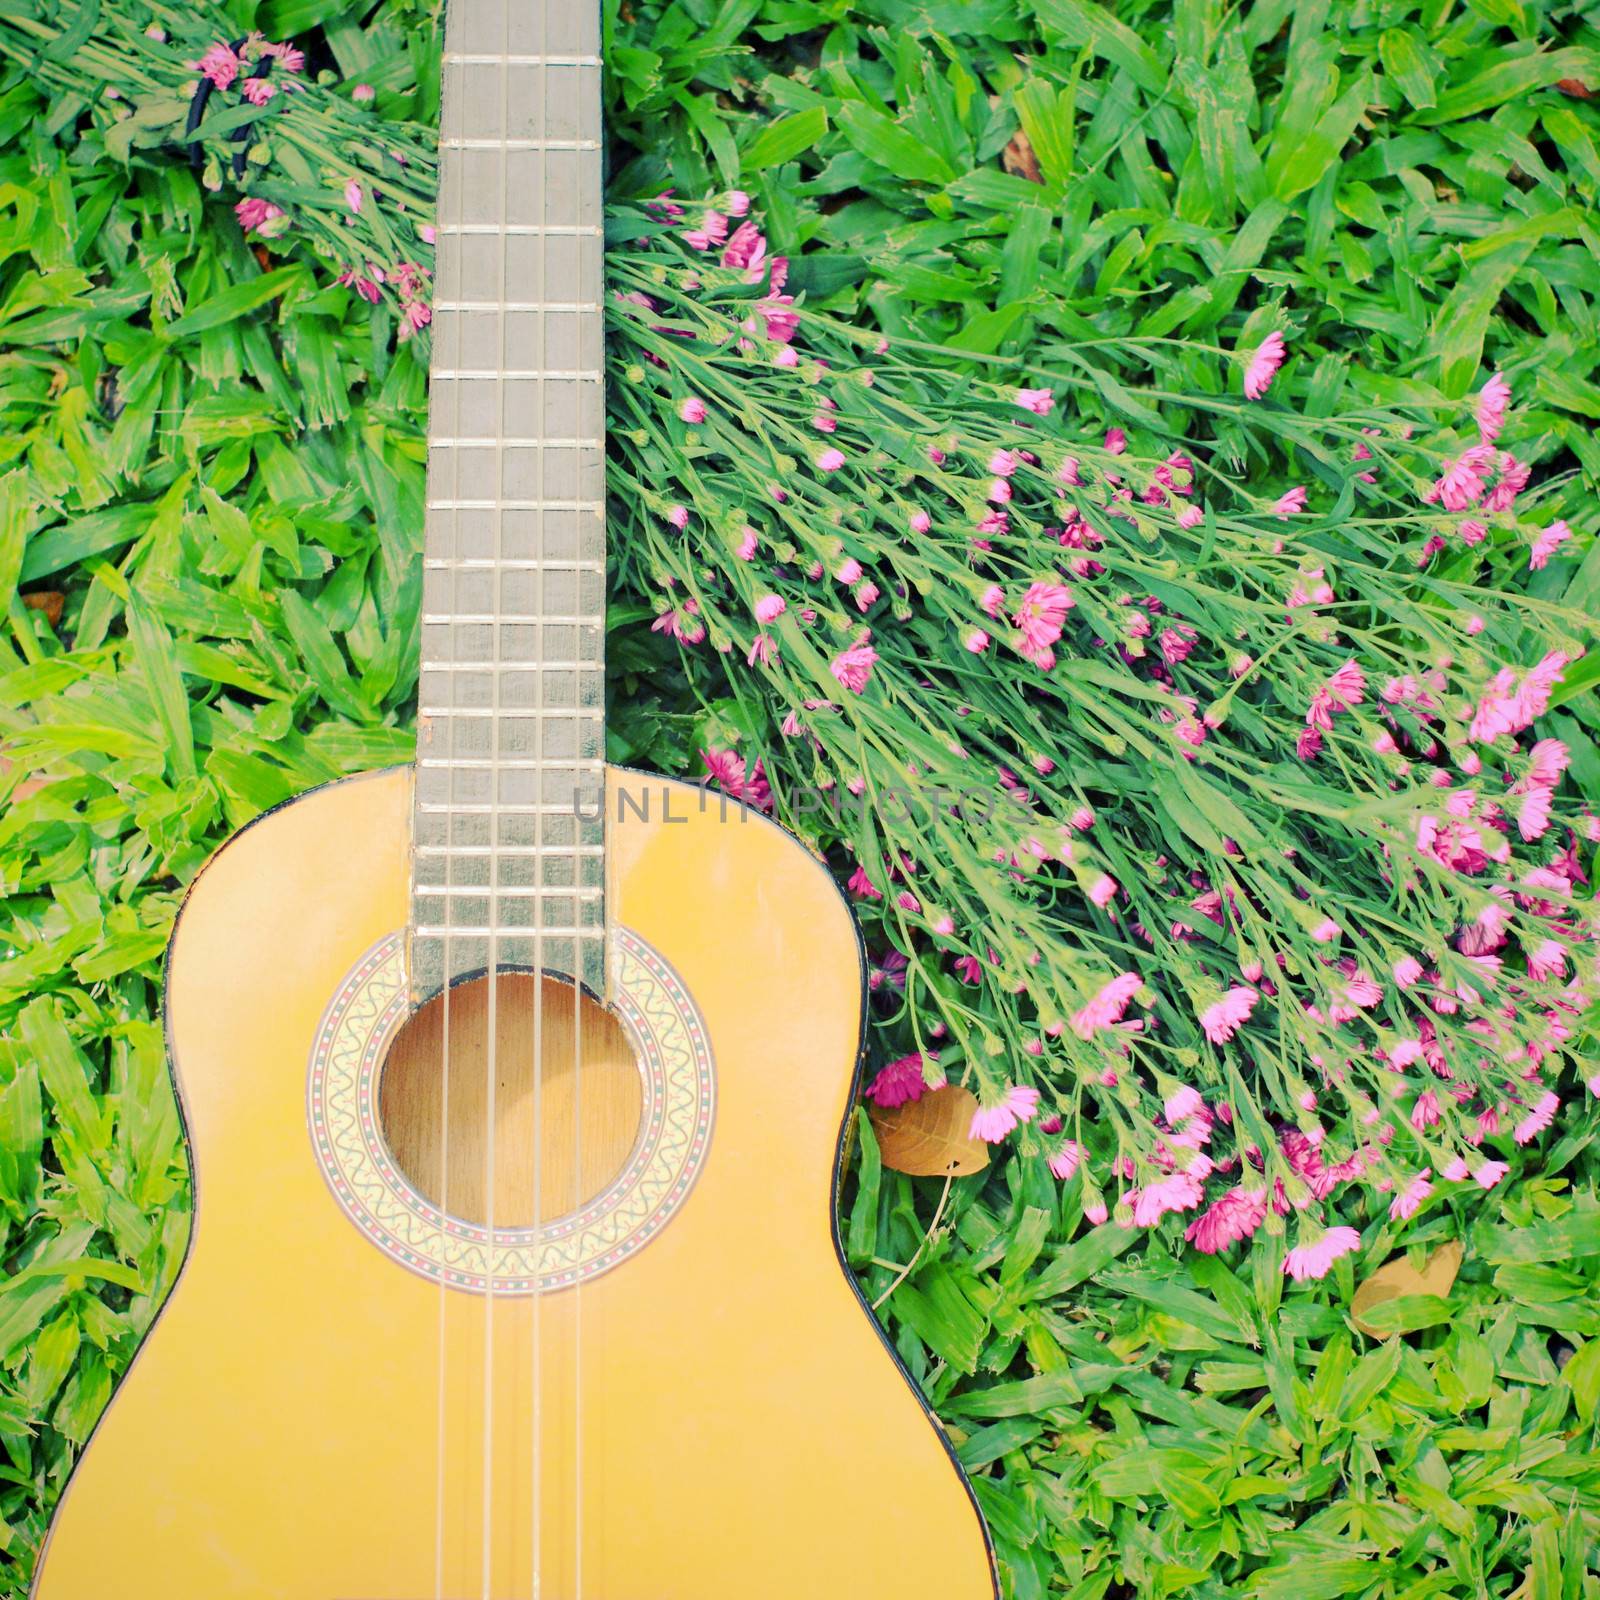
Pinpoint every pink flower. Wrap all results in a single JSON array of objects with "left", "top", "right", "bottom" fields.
[
  {"left": 267, "top": 41, "right": 306, "bottom": 72},
  {"left": 337, "top": 266, "right": 383, "bottom": 302},
  {"left": 1325, "top": 659, "right": 1366, "bottom": 710},
  {"left": 1468, "top": 650, "right": 1571, "bottom": 745},
  {"left": 721, "top": 220, "right": 767, "bottom": 274},
  {"left": 753, "top": 594, "right": 785, "bottom": 623},
  {"left": 816, "top": 447, "right": 845, "bottom": 473},
  {"left": 1527, "top": 738, "right": 1571, "bottom": 787},
  {"left": 1242, "top": 331, "right": 1286, "bottom": 400},
  {"left": 1185, "top": 1188, "right": 1268, "bottom": 1252},
  {"left": 1088, "top": 873, "right": 1118, "bottom": 909},
  {"left": 1516, "top": 784, "right": 1553, "bottom": 842},
  {"left": 1047, "top": 1141, "right": 1081, "bottom": 1180},
  {"left": 969, "top": 1083, "right": 1041, "bottom": 1143},
  {"left": 1165, "top": 1086, "right": 1205, "bottom": 1125},
  {"left": 1432, "top": 446, "right": 1494, "bottom": 510},
  {"left": 241, "top": 76, "right": 277, "bottom": 106},
  {"left": 1176, "top": 503, "right": 1204, "bottom": 529},
  {"left": 725, "top": 190, "right": 751, "bottom": 217},
  {"left": 699, "top": 746, "right": 771, "bottom": 810},
  {"left": 1070, "top": 971, "right": 1142, "bottom": 1040},
  {"left": 1013, "top": 582, "right": 1074, "bottom": 669},
  {"left": 1273, "top": 486, "right": 1307, "bottom": 518},
  {"left": 1015, "top": 387, "right": 1054, "bottom": 414},
  {"left": 197, "top": 41, "right": 240, "bottom": 89},
  {"left": 866, "top": 1053, "right": 941, "bottom": 1108},
  {"left": 1130, "top": 1170, "right": 1205, "bottom": 1226},
  {"left": 830, "top": 643, "right": 878, "bottom": 695},
  {"left": 1283, "top": 1226, "right": 1361, "bottom": 1282},
  {"left": 1476, "top": 372, "right": 1511, "bottom": 444},
  {"left": 679, "top": 396, "right": 707, "bottom": 424},
  {"left": 1529, "top": 519, "right": 1571, "bottom": 570},
  {"left": 682, "top": 209, "right": 728, "bottom": 251},
  {"left": 1527, "top": 939, "right": 1566, "bottom": 981},
  {"left": 1473, "top": 1160, "right": 1509, "bottom": 1189},
  {"left": 1388, "top": 1169, "right": 1433, "bottom": 1222},
  {"left": 1513, "top": 1091, "right": 1559, "bottom": 1144},
  {"left": 1410, "top": 1091, "right": 1441, "bottom": 1130},
  {"left": 1484, "top": 452, "right": 1530, "bottom": 511},
  {"left": 664, "top": 504, "right": 689, "bottom": 530},
  {"left": 963, "top": 629, "right": 990, "bottom": 653},
  {"left": 1309, "top": 917, "right": 1340, "bottom": 944},
  {"left": 908, "top": 509, "right": 931, "bottom": 535},
  {"left": 351, "top": 82, "right": 375, "bottom": 102},
  {"left": 344, "top": 180, "right": 363, "bottom": 214},
  {"left": 1199, "top": 985, "right": 1258, "bottom": 1045},
  {"left": 233, "top": 197, "right": 283, "bottom": 236},
  {"left": 1104, "top": 427, "right": 1126, "bottom": 454}
]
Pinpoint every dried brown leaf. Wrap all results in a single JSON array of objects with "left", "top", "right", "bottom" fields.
[
  {"left": 0, "top": 752, "right": 51, "bottom": 802},
  {"left": 1352, "top": 1239, "right": 1463, "bottom": 1336},
  {"left": 871, "top": 1085, "right": 990, "bottom": 1176},
  {"left": 1558, "top": 78, "right": 1594, "bottom": 99},
  {"left": 1001, "top": 129, "right": 1043, "bottom": 185},
  {"left": 22, "top": 591, "right": 63, "bottom": 626}
]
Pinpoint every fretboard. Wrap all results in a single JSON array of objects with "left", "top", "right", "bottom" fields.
[{"left": 411, "top": 0, "right": 606, "bottom": 1003}]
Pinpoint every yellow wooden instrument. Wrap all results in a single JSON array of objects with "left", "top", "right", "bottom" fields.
[{"left": 32, "top": 3, "right": 995, "bottom": 1596}]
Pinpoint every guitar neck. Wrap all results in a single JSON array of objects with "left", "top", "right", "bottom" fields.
[{"left": 411, "top": 0, "right": 607, "bottom": 1003}]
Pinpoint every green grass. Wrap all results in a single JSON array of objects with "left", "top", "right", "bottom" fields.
[{"left": 2, "top": 1, "right": 1599, "bottom": 1595}]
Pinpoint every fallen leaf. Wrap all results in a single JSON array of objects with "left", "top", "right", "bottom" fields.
[
  {"left": 1558, "top": 78, "right": 1594, "bottom": 99},
  {"left": 22, "top": 591, "right": 63, "bottom": 626},
  {"left": 871, "top": 1085, "right": 990, "bottom": 1177},
  {"left": 1002, "top": 129, "right": 1043, "bottom": 185},
  {"left": 0, "top": 752, "right": 52, "bottom": 802},
  {"left": 1352, "top": 1239, "right": 1463, "bottom": 1336}
]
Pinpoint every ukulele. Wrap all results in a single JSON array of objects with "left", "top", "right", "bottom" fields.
[{"left": 33, "top": 2, "right": 996, "bottom": 1594}]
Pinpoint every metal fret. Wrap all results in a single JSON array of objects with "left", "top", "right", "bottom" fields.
[
  {"left": 417, "top": 843, "right": 606, "bottom": 855},
  {"left": 419, "top": 661, "right": 595, "bottom": 674},
  {"left": 436, "top": 226, "right": 602, "bottom": 238},
  {"left": 421, "top": 756, "right": 599, "bottom": 769},
  {"left": 440, "top": 138, "right": 600, "bottom": 151},
  {"left": 443, "top": 52, "right": 601, "bottom": 65},
  {"left": 430, "top": 438, "right": 600, "bottom": 449},
  {"left": 427, "top": 499, "right": 601, "bottom": 510},
  {"left": 421, "top": 613, "right": 598, "bottom": 624},
  {"left": 424, "top": 559, "right": 604, "bottom": 572},
  {"left": 432, "top": 366, "right": 602, "bottom": 377},
  {"left": 427, "top": 883, "right": 603, "bottom": 897},
  {"left": 418, "top": 802, "right": 597, "bottom": 815}
]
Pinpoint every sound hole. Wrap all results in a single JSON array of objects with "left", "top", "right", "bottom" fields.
[{"left": 378, "top": 972, "right": 643, "bottom": 1228}]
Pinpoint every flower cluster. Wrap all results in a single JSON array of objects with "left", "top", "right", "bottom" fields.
[
  {"left": 0, "top": 6, "right": 442, "bottom": 335},
  {"left": 607, "top": 200, "right": 1597, "bottom": 1276},
  {"left": 192, "top": 33, "right": 305, "bottom": 102}
]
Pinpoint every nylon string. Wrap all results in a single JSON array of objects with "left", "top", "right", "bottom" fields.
[
  {"left": 530, "top": 0, "right": 549, "bottom": 1591},
  {"left": 479, "top": 2, "right": 513, "bottom": 1590},
  {"left": 433, "top": 13, "right": 471, "bottom": 1594}
]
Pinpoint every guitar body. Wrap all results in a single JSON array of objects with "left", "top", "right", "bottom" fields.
[{"left": 33, "top": 766, "right": 995, "bottom": 1600}]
